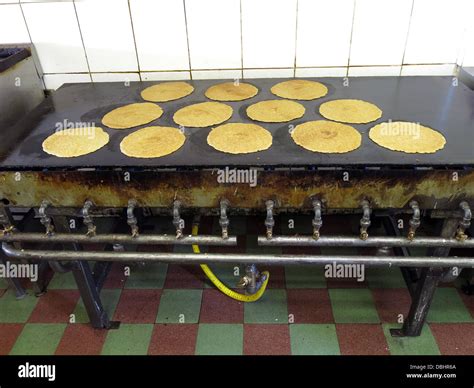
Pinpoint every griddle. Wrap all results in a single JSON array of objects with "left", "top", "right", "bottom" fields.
[{"left": 1, "top": 76, "right": 473, "bottom": 169}]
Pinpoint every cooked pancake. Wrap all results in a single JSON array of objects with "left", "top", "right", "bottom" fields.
[
  {"left": 205, "top": 82, "right": 258, "bottom": 101},
  {"left": 42, "top": 127, "right": 109, "bottom": 158},
  {"left": 247, "top": 100, "right": 305, "bottom": 123},
  {"left": 271, "top": 79, "right": 328, "bottom": 100},
  {"left": 120, "top": 126, "right": 185, "bottom": 158},
  {"left": 102, "top": 102, "right": 163, "bottom": 129},
  {"left": 173, "top": 102, "right": 233, "bottom": 128},
  {"left": 291, "top": 120, "right": 361, "bottom": 153},
  {"left": 319, "top": 99, "right": 382, "bottom": 124},
  {"left": 369, "top": 121, "right": 446, "bottom": 154},
  {"left": 207, "top": 123, "right": 272, "bottom": 154},
  {"left": 141, "top": 82, "right": 194, "bottom": 102}
]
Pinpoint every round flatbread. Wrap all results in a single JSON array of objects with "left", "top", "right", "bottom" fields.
[
  {"left": 205, "top": 82, "right": 258, "bottom": 101},
  {"left": 319, "top": 99, "right": 382, "bottom": 124},
  {"left": 291, "top": 120, "right": 361, "bottom": 153},
  {"left": 141, "top": 82, "right": 194, "bottom": 102},
  {"left": 247, "top": 100, "right": 305, "bottom": 123},
  {"left": 102, "top": 102, "right": 163, "bottom": 129},
  {"left": 369, "top": 121, "right": 446, "bottom": 154},
  {"left": 42, "top": 127, "right": 109, "bottom": 158},
  {"left": 271, "top": 79, "right": 328, "bottom": 100},
  {"left": 173, "top": 102, "right": 232, "bottom": 128},
  {"left": 207, "top": 123, "right": 272, "bottom": 154},
  {"left": 120, "top": 126, "right": 185, "bottom": 158}
]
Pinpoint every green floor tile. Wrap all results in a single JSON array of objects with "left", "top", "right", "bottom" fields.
[
  {"left": 203, "top": 264, "right": 241, "bottom": 289},
  {"left": 48, "top": 272, "right": 77, "bottom": 290},
  {"left": 427, "top": 288, "right": 473, "bottom": 323},
  {"left": 366, "top": 267, "right": 406, "bottom": 288},
  {"left": 383, "top": 324, "right": 440, "bottom": 355},
  {"left": 156, "top": 289, "right": 202, "bottom": 324},
  {"left": 195, "top": 324, "right": 243, "bottom": 355},
  {"left": 124, "top": 263, "right": 168, "bottom": 289},
  {"left": 102, "top": 324, "right": 153, "bottom": 355},
  {"left": 280, "top": 215, "right": 313, "bottom": 235},
  {"left": 73, "top": 289, "right": 122, "bottom": 324},
  {"left": 0, "top": 278, "right": 7, "bottom": 290},
  {"left": 329, "top": 289, "right": 380, "bottom": 323},
  {"left": 0, "top": 290, "right": 39, "bottom": 323},
  {"left": 10, "top": 324, "right": 66, "bottom": 355},
  {"left": 244, "top": 289, "right": 288, "bottom": 324},
  {"left": 290, "top": 324, "right": 340, "bottom": 355},
  {"left": 285, "top": 266, "right": 326, "bottom": 288}
]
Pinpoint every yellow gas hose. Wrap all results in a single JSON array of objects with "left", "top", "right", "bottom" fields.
[{"left": 192, "top": 224, "right": 269, "bottom": 302}]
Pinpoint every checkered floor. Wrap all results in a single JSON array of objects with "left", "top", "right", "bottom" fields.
[{"left": 1, "top": 216, "right": 473, "bottom": 355}]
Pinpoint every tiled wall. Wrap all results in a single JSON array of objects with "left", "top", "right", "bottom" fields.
[{"left": 0, "top": 0, "right": 472, "bottom": 90}]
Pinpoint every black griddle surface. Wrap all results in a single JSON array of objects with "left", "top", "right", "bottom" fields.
[{"left": 1, "top": 77, "right": 473, "bottom": 169}]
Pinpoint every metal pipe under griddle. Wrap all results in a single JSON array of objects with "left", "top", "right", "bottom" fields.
[
  {"left": 257, "top": 236, "right": 474, "bottom": 248},
  {"left": 2, "top": 243, "right": 474, "bottom": 268},
  {"left": 0, "top": 233, "right": 236, "bottom": 246}
]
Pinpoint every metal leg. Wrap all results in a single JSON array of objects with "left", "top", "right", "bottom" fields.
[
  {"left": 390, "top": 267, "right": 442, "bottom": 337},
  {"left": 390, "top": 217, "right": 459, "bottom": 337}
]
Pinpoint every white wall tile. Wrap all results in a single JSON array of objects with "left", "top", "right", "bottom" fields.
[
  {"left": 141, "top": 71, "right": 191, "bottom": 81},
  {"left": 349, "top": 0, "right": 412, "bottom": 66},
  {"left": 0, "top": 4, "right": 30, "bottom": 44},
  {"left": 130, "top": 0, "right": 189, "bottom": 72},
  {"left": 296, "top": 0, "right": 354, "bottom": 67},
  {"left": 296, "top": 67, "right": 347, "bottom": 77},
  {"left": 401, "top": 64, "right": 456, "bottom": 76},
  {"left": 75, "top": 0, "right": 138, "bottom": 72},
  {"left": 462, "top": 24, "right": 474, "bottom": 67},
  {"left": 43, "top": 73, "right": 91, "bottom": 91},
  {"left": 243, "top": 68, "right": 294, "bottom": 79},
  {"left": 22, "top": 2, "right": 88, "bottom": 73},
  {"left": 242, "top": 0, "right": 297, "bottom": 68},
  {"left": 185, "top": 0, "right": 241, "bottom": 69},
  {"left": 91, "top": 73, "right": 140, "bottom": 83},
  {"left": 348, "top": 66, "right": 401, "bottom": 77},
  {"left": 0, "top": 1, "right": 19, "bottom": 4},
  {"left": 404, "top": 0, "right": 464, "bottom": 65},
  {"left": 191, "top": 69, "right": 242, "bottom": 80}
]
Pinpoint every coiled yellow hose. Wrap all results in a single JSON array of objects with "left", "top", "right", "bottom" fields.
[{"left": 192, "top": 224, "right": 269, "bottom": 302}]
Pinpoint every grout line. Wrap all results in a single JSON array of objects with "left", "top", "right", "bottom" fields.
[
  {"left": 127, "top": 0, "right": 142, "bottom": 81},
  {"left": 346, "top": 0, "right": 357, "bottom": 77},
  {"left": 239, "top": 0, "right": 244, "bottom": 79},
  {"left": 293, "top": 0, "right": 299, "bottom": 78},
  {"left": 182, "top": 0, "right": 193, "bottom": 80},
  {"left": 400, "top": 0, "right": 416, "bottom": 75},
  {"left": 72, "top": 0, "right": 92, "bottom": 82},
  {"left": 18, "top": 2, "right": 46, "bottom": 89}
]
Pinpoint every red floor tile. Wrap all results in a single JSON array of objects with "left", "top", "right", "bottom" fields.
[
  {"left": 259, "top": 266, "right": 286, "bottom": 289},
  {"left": 102, "top": 263, "right": 127, "bottom": 289},
  {"left": 164, "top": 265, "right": 205, "bottom": 289},
  {"left": 29, "top": 290, "right": 80, "bottom": 323},
  {"left": 459, "top": 291, "right": 474, "bottom": 319},
  {"left": 244, "top": 324, "right": 291, "bottom": 355},
  {"left": 113, "top": 289, "right": 161, "bottom": 323},
  {"left": 55, "top": 324, "right": 107, "bottom": 355},
  {"left": 336, "top": 324, "right": 389, "bottom": 355},
  {"left": 430, "top": 323, "right": 474, "bottom": 355},
  {"left": 200, "top": 289, "right": 243, "bottom": 323},
  {"left": 0, "top": 324, "right": 24, "bottom": 355},
  {"left": 287, "top": 289, "right": 334, "bottom": 323},
  {"left": 372, "top": 288, "right": 411, "bottom": 323},
  {"left": 148, "top": 324, "right": 198, "bottom": 355}
]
